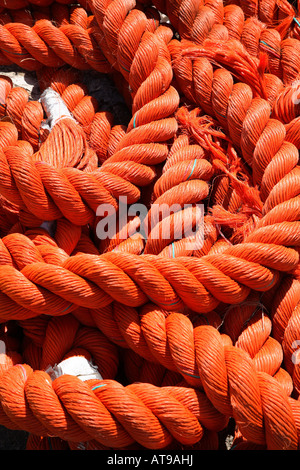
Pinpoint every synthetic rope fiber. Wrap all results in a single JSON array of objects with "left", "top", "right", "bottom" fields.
[{"left": 0, "top": 0, "right": 299, "bottom": 451}]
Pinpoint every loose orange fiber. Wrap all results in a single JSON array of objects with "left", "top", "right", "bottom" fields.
[{"left": 0, "top": 0, "right": 299, "bottom": 452}]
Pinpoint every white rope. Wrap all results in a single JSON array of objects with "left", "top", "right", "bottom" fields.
[
  {"left": 46, "top": 356, "right": 103, "bottom": 382},
  {"left": 40, "top": 87, "right": 76, "bottom": 131}
]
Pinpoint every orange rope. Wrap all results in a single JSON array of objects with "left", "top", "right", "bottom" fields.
[{"left": 0, "top": 0, "right": 299, "bottom": 451}]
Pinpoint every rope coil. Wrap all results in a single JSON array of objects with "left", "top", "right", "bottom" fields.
[{"left": 0, "top": 0, "right": 299, "bottom": 451}]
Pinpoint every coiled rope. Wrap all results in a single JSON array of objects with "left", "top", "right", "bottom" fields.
[{"left": 0, "top": 0, "right": 299, "bottom": 451}]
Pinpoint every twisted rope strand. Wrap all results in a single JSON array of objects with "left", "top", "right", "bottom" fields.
[{"left": 0, "top": 322, "right": 299, "bottom": 449}]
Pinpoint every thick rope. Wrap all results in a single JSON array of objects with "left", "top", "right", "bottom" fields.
[{"left": 0, "top": 0, "right": 299, "bottom": 451}]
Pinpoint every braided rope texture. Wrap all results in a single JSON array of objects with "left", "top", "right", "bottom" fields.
[{"left": 0, "top": 0, "right": 299, "bottom": 451}]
